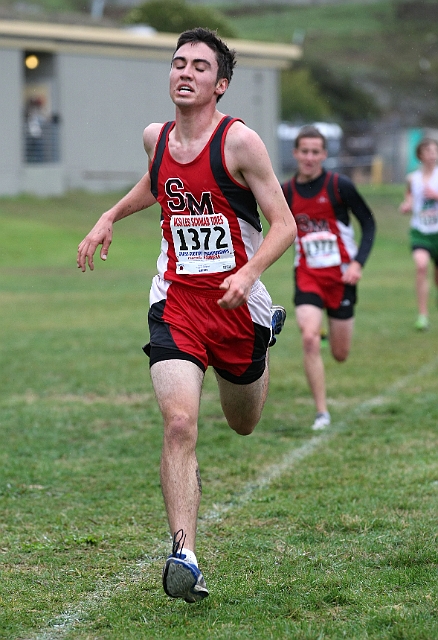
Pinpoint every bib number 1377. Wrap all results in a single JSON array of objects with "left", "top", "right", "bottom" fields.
[{"left": 301, "top": 230, "right": 341, "bottom": 269}]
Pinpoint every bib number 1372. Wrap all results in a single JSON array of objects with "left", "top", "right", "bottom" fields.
[
  {"left": 175, "top": 225, "right": 227, "bottom": 252},
  {"left": 171, "top": 214, "right": 236, "bottom": 274}
]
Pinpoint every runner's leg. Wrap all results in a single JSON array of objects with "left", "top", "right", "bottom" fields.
[
  {"left": 328, "top": 317, "right": 354, "bottom": 362},
  {"left": 214, "top": 360, "right": 269, "bottom": 436},
  {"left": 295, "top": 304, "right": 327, "bottom": 414},
  {"left": 434, "top": 264, "right": 438, "bottom": 302},
  {"left": 151, "top": 359, "right": 204, "bottom": 553},
  {"left": 413, "top": 248, "right": 430, "bottom": 316}
]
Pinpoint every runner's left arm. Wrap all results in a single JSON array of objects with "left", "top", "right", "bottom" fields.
[
  {"left": 338, "top": 175, "right": 376, "bottom": 267},
  {"left": 218, "top": 123, "right": 296, "bottom": 309}
]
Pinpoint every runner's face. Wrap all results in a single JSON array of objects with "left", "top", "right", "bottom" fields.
[
  {"left": 419, "top": 143, "right": 438, "bottom": 168},
  {"left": 293, "top": 137, "right": 327, "bottom": 181},
  {"left": 170, "top": 42, "right": 227, "bottom": 107}
]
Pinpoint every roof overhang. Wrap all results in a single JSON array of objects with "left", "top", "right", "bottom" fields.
[{"left": 0, "top": 19, "right": 302, "bottom": 68}]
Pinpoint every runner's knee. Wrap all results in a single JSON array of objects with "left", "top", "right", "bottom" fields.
[
  {"left": 301, "top": 329, "right": 320, "bottom": 354},
  {"left": 222, "top": 397, "right": 262, "bottom": 435},
  {"left": 331, "top": 346, "right": 349, "bottom": 362},
  {"left": 163, "top": 412, "right": 197, "bottom": 447},
  {"left": 227, "top": 415, "right": 258, "bottom": 436}
]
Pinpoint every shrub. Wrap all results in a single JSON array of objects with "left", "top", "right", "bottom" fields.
[
  {"left": 281, "top": 67, "right": 332, "bottom": 122},
  {"left": 309, "top": 63, "right": 381, "bottom": 123},
  {"left": 125, "top": 0, "right": 237, "bottom": 38}
]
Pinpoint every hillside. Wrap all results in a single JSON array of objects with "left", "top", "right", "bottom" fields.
[{"left": 226, "top": 0, "right": 438, "bottom": 127}]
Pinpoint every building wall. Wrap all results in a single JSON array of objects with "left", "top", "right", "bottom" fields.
[
  {"left": 59, "top": 53, "right": 173, "bottom": 192},
  {"left": 218, "top": 64, "right": 279, "bottom": 170},
  {"left": 0, "top": 49, "right": 22, "bottom": 195},
  {"left": 0, "top": 44, "right": 280, "bottom": 196},
  {"left": 58, "top": 53, "right": 279, "bottom": 193}
]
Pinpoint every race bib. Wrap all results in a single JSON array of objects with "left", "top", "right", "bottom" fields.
[
  {"left": 171, "top": 214, "right": 236, "bottom": 275},
  {"left": 418, "top": 199, "right": 438, "bottom": 232},
  {"left": 301, "top": 231, "right": 341, "bottom": 269}
]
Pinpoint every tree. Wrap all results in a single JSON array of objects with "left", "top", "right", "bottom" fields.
[
  {"left": 125, "top": 0, "right": 237, "bottom": 39},
  {"left": 281, "top": 67, "right": 332, "bottom": 122},
  {"left": 309, "top": 63, "right": 381, "bottom": 123}
]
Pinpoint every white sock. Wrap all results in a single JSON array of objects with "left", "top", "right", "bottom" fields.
[{"left": 181, "top": 547, "right": 198, "bottom": 566}]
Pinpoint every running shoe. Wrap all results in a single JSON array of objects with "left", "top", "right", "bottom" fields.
[
  {"left": 269, "top": 305, "right": 286, "bottom": 346},
  {"left": 162, "top": 530, "right": 209, "bottom": 603},
  {"left": 414, "top": 314, "right": 429, "bottom": 331},
  {"left": 320, "top": 329, "right": 329, "bottom": 349},
  {"left": 311, "top": 411, "right": 331, "bottom": 431}
]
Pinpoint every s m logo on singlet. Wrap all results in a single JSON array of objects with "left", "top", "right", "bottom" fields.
[
  {"left": 165, "top": 178, "right": 215, "bottom": 215},
  {"left": 296, "top": 213, "right": 330, "bottom": 234}
]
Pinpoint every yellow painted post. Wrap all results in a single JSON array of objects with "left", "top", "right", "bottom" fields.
[{"left": 371, "top": 155, "right": 383, "bottom": 184}]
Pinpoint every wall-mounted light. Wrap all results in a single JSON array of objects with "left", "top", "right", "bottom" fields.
[{"left": 25, "top": 54, "right": 39, "bottom": 70}]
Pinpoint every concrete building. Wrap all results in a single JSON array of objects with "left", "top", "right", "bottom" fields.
[{"left": 0, "top": 20, "right": 301, "bottom": 196}]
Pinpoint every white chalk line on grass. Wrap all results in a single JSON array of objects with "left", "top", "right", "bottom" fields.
[
  {"left": 202, "top": 356, "right": 438, "bottom": 522},
  {"left": 28, "top": 357, "right": 438, "bottom": 640}
]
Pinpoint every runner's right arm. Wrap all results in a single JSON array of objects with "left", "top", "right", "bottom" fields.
[
  {"left": 77, "top": 172, "right": 157, "bottom": 272},
  {"left": 399, "top": 173, "right": 413, "bottom": 214}
]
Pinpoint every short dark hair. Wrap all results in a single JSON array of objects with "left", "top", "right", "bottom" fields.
[
  {"left": 174, "top": 27, "right": 236, "bottom": 102},
  {"left": 294, "top": 125, "right": 327, "bottom": 150},
  {"left": 415, "top": 137, "right": 438, "bottom": 160}
]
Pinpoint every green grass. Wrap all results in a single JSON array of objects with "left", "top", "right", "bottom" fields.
[
  {"left": 1, "top": 186, "right": 438, "bottom": 639},
  {"left": 225, "top": 0, "right": 392, "bottom": 44}
]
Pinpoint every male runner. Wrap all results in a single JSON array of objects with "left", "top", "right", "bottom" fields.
[
  {"left": 399, "top": 137, "right": 438, "bottom": 330},
  {"left": 77, "top": 28, "right": 296, "bottom": 602},
  {"left": 282, "top": 125, "right": 375, "bottom": 431}
]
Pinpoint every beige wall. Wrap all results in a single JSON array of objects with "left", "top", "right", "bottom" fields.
[
  {"left": 0, "top": 23, "right": 291, "bottom": 196},
  {"left": 59, "top": 53, "right": 173, "bottom": 192},
  {"left": 57, "top": 53, "right": 279, "bottom": 193},
  {"left": 0, "top": 49, "right": 22, "bottom": 195}
]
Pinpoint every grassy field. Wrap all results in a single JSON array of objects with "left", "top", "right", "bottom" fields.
[{"left": 1, "top": 186, "right": 437, "bottom": 639}]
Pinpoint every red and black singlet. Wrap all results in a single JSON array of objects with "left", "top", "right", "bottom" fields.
[{"left": 150, "top": 115, "right": 264, "bottom": 291}]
